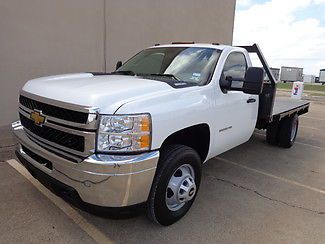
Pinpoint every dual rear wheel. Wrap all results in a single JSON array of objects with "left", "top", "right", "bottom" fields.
[{"left": 266, "top": 114, "right": 299, "bottom": 148}]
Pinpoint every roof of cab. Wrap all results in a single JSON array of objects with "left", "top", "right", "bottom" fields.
[{"left": 148, "top": 43, "right": 245, "bottom": 52}]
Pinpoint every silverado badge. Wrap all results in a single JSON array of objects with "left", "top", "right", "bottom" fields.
[{"left": 30, "top": 110, "right": 46, "bottom": 126}]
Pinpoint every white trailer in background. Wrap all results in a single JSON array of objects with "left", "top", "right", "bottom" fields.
[
  {"left": 264, "top": 68, "right": 280, "bottom": 82},
  {"left": 303, "top": 75, "right": 316, "bottom": 83},
  {"left": 319, "top": 69, "right": 325, "bottom": 85},
  {"left": 280, "top": 66, "right": 303, "bottom": 83}
]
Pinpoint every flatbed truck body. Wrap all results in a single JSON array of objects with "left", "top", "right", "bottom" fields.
[{"left": 12, "top": 43, "right": 310, "bottom": 225}]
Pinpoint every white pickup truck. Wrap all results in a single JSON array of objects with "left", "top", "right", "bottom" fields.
[{"left": 12, "top": 43, "right": 309, "bottom": 226}]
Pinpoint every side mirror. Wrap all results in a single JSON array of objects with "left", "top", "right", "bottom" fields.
[
  {"left": 243, "top": 67, "right": 264, "bottom": 95},
  {"left": 220, "top": 75, "right": 232, "bottom": 92},
  {"left": 220, "top": 75, "right": 244, "bottom": 93},
  {"left": 116, "top": 61, "right": 122, "bottom": 70}
]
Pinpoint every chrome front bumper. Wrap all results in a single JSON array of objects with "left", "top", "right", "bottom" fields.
[{"left": 12, "top": 121, "right": 159, "bottom": 207}]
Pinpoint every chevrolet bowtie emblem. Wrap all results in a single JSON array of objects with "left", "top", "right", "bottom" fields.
[{"left": 30, "top": 110, "right": 46, "bottom": 126}]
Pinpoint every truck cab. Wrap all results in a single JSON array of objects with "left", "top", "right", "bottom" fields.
[{"left": 12, "top": 43, "right": 308, "bottom": 225}]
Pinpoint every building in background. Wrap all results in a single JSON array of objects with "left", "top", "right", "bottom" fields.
[
  {"left": 264, "top": 67, "right": 280, "bottom": 81},
  {"left": 303, "top": 74, "right": 316, "bottom": 83},
  {"left": 0, "top": 0, "right": 236, "bottom": 126},
  {"left": 280, "top": 66, "right": 304, "bottom": 83}
]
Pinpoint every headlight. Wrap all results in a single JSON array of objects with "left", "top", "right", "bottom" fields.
[{"left": 97, "top": 114, "right": 151, "bottom": 152}]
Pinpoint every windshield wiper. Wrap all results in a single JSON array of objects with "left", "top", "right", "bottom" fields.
[
  {"left": 141, "top": 73, "right": 181, "bottom": 81},
  {"left": 111, "top": 70, "right": 136, "bottom": 76}
]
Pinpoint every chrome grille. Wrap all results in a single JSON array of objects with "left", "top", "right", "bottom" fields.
[
  {"left": 20, "top": 113, "right": 85, "bottom": 152},
  {"left": 18, "top": 91, "right": 98, "bottom": 158},
  {"left": 19, "top": 95, "right": 89, "bottom": 124}
]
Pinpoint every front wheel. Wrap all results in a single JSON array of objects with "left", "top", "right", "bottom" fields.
[{"left": 147, "top": 145, "right": 202, "bottom": 226}]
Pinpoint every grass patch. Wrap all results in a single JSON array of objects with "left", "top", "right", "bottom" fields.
[
  {"left": 277, "top": 82, "right": 325, "bottom": 92},
  {"left": 308, "top": 92, "right": 325, "bottom": 97}
]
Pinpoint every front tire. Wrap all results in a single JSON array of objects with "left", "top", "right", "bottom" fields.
[{"left": 147, "top": 145, "right": 202, "bottom": 226}]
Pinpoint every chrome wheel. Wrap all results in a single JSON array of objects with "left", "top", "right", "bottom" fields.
[{"left": 165, "top": 164, "right": 196, "bottom": 211}]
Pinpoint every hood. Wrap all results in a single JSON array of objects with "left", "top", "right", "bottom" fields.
[{"left": 22, "top": 73, "right": 174, "bottom": 114}]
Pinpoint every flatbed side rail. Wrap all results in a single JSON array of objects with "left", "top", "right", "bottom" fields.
[
  {"left": 237, "top": 44, "right": 277, "bottom": 127},
  {"left": 274, "top": 102, "right": 309, "bottom": 120}
]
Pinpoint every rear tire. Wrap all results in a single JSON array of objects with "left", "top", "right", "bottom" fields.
[
  {"left": 278, "top": 114, "right": 299, "bottom": 148},
  {"left": 147, "top": 145, "right": 202, "bottom": 226},
  {"left": 266, "top": 120, "right": 279, "bottom": 146}
]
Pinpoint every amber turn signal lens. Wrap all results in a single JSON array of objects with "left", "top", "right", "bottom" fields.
[
  {"left": 140, "top": 116, "right": 150, "bottom": 132},
  {"left": 139, "top": 135, "right": 150, "bottom": 148}
]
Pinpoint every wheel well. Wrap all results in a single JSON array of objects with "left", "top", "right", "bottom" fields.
[{"left": 161, "top": 124, "right": 210, "bottom": 162}]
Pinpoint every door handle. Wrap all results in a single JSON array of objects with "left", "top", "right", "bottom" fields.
[{"left": 246, "top": 98, "right": 256, "bottom": 103}]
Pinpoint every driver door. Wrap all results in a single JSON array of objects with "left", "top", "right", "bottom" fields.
[{"left": 211, "top": 52, "right": 259, "bottom": 155}]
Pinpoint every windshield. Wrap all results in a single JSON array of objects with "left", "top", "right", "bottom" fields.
[{"left": 117, "top": 47, "right": 221, "bottom": 85}]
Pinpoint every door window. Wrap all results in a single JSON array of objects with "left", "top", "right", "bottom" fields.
[{"left": 220, "top": 52, "right": 247, "bottom": 91}]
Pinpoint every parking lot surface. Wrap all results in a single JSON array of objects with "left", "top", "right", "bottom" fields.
[{"left": 1, "top": 101, "right": 324, "bottom": 243}]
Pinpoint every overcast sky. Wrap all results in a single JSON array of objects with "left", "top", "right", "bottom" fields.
[{"left": 234, "top": 0, "right": 325, "bottom": 76}]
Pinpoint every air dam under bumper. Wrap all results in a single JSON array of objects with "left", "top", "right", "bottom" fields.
[{"left": 12, "top": 121, "right": 159, "bottom": 207}]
